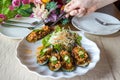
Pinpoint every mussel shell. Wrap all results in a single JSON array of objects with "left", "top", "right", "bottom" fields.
[
  {"left": 37, "top": 59, "right": 48, "bottom": 65},
  {"left": 62, "top": 66, "right": 75, "bottom": 72},
  {"left": 49, "top": 64, "right": 61, "bottom": 71},
  {"left": 77, "top": 61, "right": 89, "bottom": 67}
]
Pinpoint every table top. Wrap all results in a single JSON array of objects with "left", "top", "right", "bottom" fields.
[{"left": 0, "top": 4, "right": 120, "bottom": 80}]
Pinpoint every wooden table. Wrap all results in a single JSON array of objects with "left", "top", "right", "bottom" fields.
[{"left": 0, "top": 4, "right": 120, "bottom": 80}]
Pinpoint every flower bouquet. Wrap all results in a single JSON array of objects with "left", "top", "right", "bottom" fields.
[{"left": 0, "top": 0, "right": 71, "bottom": 25}]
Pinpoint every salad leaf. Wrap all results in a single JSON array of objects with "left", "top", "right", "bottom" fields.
[
  {"left": 39, "top": 49, "right": 45, "bottom": 57},
  {"left": 39, "top": 48, "right": 49, "bottom": 57},
  {"left": 53, "top": 44, "right": 62, "bottom": 52},
  {"left": 54, "top": 25, "right": 62, "bottom": 32},
  {"left": 42, "top": 34, "right": 51, "bottom": 47},
  {"left": 76, "top": 34, "right": 82, "bottom": 45}
]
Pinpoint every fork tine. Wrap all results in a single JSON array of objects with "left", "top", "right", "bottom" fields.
[{"left": 95, "top": 18, "right": 104, "bottom": 25}]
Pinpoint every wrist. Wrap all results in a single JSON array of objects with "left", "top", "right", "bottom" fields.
[{"left": 96, "top": 0, "right": 118, "bottom": 9}]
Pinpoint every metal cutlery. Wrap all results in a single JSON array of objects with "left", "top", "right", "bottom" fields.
[
  {"left": 1, "top": 12, "right": 66, "bottom": 30},
  {"left": 50, "top": 11, "right": 66, "bottom": 27},
  {"left": 95, "top": 18, "right": 120, "bottom": 26},
  {"left": 1, "top": 20, "right": 44, "bottom": 30},
  {"left": 5, "top": 20, "right": 40, "bottom": 25}
]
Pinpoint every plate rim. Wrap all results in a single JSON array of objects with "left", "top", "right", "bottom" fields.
[
  {"left": 0, "top": 17, "right": 42, "bottom": 39},
  {"left": 72, "top": 12, "right": 120, "bottom": 35}
]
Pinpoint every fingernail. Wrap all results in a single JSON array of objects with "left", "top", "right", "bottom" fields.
[{"left": 65, "top": 14, "right": 69, "bottom": 18}]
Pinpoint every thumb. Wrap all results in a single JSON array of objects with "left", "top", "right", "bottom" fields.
[{"left": 64, "top": 0, "right": 79, "bottom": 12}]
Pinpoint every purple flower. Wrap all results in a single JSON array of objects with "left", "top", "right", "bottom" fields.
[
  {"left": 30, "top": 13, "right": 34, "bottom": 18},
  {"left": 12, "top": 0, "right": 21, "bottom": 7},
  {"left": 34, "top": 0, "right": 42, "bottom": 4},
  {"left": 0, "top": 14, "right": 6, "bottom": 23},
  {"left": 48, "top": 13, "right": 58, "bottom": 22},
  {"left": 22, "top": 0, "right": 30, "bottom": 5},
  {"left": 15, "top": 14, "right": 22, "bottom": 18},
  {"left": 9, "top": 5, "right": 14, "bottom": 11}
]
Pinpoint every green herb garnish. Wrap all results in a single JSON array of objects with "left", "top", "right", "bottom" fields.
[
  {"left": 39, "top": 48, "right": 48, "bottom": 57},
  {"left": 33, "top": 29, "right": 41, "bottom": 32},
  {"left": 50, "top": 56, "right": 57, "bottom": 64},
  {"left": 64, "top": 55, "right": 70, "bottom": 64},
  {"left": 53, "top": 44, "right": 62, "bottom": 52},
  {"left": 78, "top": 51, "right": 85, "bottom": 58},
  {"left": 54, "top": 25, "right": 62, "bottom": 33},
  {"left": 39, "top": 50, "right": 45, "bottom": 57},
  {"left": 75, "top": 34, "right": 82, "bottom": 45}
]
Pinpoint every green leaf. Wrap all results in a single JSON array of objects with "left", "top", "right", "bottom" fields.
[
  {"left": 39, "top": 48, "right": 49, "bottom": 57},
  {"left": 80, "top": 54, "right": 85, "bottom": 58},
  {"left": 1, "top": 0, "right": 18, "bottom": 18},
  {"left": 75, "top": 34, "right": 82, "bottom": 45},
  {"left": 54, "top": 25, "right": 62, "bottom": 32},
  {"left": 53, "top": 44, "right": 62, "bottom": 52},
  {"left": 20, "top": 4, "right": 31, "bottom": 10},
  {"left": 17, "top": 9, "right": 30, "bottom": 16},
  {"left": 46, "top": 1, "right": 57, "bottom": 11},
  {"left": 0, "top": 0, "right": 2, "bottom": 13},
  {"left": 61, "top": 18, "right": 69, "bottom": 25},
  {"left": 25, "top": 7, "right": 33, "bottom": 14},
  {"left": 66, "top": 0, "right": 71, "bottom": 3},
  {"left": 33, "top": 29, "right": 40, "bottom": 32},
  {"left": 42, "top": 34, "right": 51, "bottom": 47},
  {"left": 39, "top": 50, "right": 45, "bottom": 57}
]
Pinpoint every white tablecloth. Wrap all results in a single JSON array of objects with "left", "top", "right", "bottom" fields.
[{"left": 0, "top": 34, "right": 81, "bottom": 80}]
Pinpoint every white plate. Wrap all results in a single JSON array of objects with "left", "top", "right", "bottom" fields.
[
  {"left": 0, "top": 17, "right": 43, "bottom": 39},
  {"left": 17, "top": 31, "right": 100, "bottom": 79},
  {"left": 72, "top": 12, "right": 120, "bottom": 35}
]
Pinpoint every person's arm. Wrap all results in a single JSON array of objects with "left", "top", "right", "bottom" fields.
[{"left": 64, "top": 0, "right": 118, "bottom": 17}]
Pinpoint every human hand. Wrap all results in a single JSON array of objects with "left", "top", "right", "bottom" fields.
[{"left": 64, "top": 0, "right": 117, "bottom": 17}]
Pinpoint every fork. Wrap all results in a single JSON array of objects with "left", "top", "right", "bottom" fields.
[
  {"left": 1, "top": 20, "right": 44, "bottom": 30},
  {"left": 95, "top": 18, "right": 120, "bottom": 26},
  {"left": 4, "top": 20, "right": 41, "bottom": 25}
]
